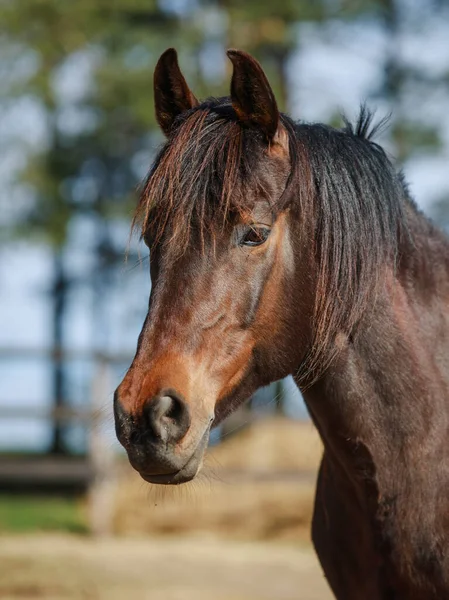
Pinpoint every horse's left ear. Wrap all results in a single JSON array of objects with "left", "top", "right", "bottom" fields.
[
  {"left": 154, "top": 48, "right": 199, "bottom": 136},
  {"left": 227, "top": 49, "right": 288, "bottom": 152}
]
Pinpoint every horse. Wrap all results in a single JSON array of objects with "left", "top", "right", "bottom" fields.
[{"left": 114, "top": 47, "right": 449, "bottom": 599}]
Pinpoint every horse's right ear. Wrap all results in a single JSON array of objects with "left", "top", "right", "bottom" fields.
[
  {"left": 226, "top": 49, "right": 288, "bottom": 156},
  {"left": 154, "top": 48, "right": 199, "bottom": 136},
  {"left": 227, "top": 49, "right": 279, "bottom": 141}
]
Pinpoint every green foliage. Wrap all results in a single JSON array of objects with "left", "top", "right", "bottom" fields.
[
  {"left": 392, "top": 121, "right": 443, "bottom": 163},
  {"left": 0, "top": 0, "right": 199, "bottom": 247}
]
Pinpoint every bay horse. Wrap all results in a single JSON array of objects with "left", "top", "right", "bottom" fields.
[{"left": 114, "top": 48, "right": 449, "bottom": 599}]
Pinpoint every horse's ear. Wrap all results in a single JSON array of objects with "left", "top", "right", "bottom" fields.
[
  {"left": 227, "top": 49, "right": 285, "bottom": 148},
  {"left": 154, "top": 48, "right": 199, "bottom": 136}
]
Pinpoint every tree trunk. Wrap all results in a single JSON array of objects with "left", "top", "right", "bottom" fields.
[{"left": 49, "top": 249, "right": 68, "bottom": 454}]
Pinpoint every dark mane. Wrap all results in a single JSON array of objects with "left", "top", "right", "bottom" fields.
[
  {"left": 136, "top": 101, "right": 408, "bottom": 381},
  {"left": 293, "top": 109, "right": 406, "bottom": 381},
  {"left": 136, "top": 98, "right": 273, "bottom": 253},
  {"left": 343, "top": 104, "right": 391, "bottom": 141}
]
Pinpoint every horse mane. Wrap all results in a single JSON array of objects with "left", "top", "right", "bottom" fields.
[
  {"left": 293, "top": 107, "right": 406, "bottom": 382},
  {"left": 136, "top": 101, "right": 408, "bottom": 383}
]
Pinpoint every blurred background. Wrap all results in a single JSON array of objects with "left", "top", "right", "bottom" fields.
[{"left": 0, "top": 0, "right": 448, "bottom": 598}]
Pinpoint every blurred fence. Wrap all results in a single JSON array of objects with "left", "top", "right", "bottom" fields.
[{"left": 0, "top": 348, "right": 119, "bottom": 534}]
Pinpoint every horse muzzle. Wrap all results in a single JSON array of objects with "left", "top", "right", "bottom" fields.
[{"left": 114, "top": 388, "right": 212, "bottom": 484}]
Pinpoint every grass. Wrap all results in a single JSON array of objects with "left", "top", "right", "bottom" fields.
[{"left": 0, "top": 495, "right": 87, "bottom": 533}]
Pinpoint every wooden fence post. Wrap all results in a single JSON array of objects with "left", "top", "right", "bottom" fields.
[{"left": 88, "top": 357, "right": 117, "bottom": 536}]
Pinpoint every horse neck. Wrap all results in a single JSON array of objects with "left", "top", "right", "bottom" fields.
[
  {"left": 301, "top": 201, "right": 449, "bottom": 519},
  {"left": 299, "top": 207, "right": 449, "bottom": 591}
]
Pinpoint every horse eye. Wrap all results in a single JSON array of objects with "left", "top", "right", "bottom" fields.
[{"left": 240, "top": 226, "right": 271, "bottom": 247}]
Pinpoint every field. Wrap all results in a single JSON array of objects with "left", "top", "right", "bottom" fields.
[{"left": 0, "top": 534, "right": 332, "bottom": 599}]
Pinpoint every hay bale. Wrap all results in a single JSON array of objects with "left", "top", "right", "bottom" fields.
[
  {"left": 113, "top": 418, "right": 323, "bottom": 542},
  {"left": 210, "top": 417, "right": 322, "bottom": 472}
]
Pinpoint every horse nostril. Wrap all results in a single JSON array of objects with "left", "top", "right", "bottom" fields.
[{"left": 144, "top": 391, "right": 190, "bottom": 444}]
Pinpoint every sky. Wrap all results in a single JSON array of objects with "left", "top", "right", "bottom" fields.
[{"left": 1, "top": 12, "right": 448, "bottom": 452}]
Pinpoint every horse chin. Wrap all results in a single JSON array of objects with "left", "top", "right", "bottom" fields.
[{"left": 137, "top": 424, "right": 210, "bottom": 486}]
